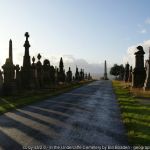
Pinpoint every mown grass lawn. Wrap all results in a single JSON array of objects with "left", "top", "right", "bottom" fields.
[
  {"left": 0, "top": 80, "right": 93, "bottom": 115},
  {"left": 112, "top": 80, "right": 150, "bottom": 145}
]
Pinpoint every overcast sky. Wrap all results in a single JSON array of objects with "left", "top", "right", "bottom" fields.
[{"left": 1, "top": 0, "right": 150, "bottom": 77}]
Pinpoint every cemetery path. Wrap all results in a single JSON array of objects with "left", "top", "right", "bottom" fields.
[{"left": 0, "top": 80, "right": 128, "bottom": 150}]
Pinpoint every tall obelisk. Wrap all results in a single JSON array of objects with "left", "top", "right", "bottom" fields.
[
  {"left": 9, "top": 39, "right": 13, "bottom": 63},
  {"left": 104, "top": 60, "right": 108, "bottom": 80}
]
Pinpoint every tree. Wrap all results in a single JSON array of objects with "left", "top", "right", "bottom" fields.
[
  {"left": 110, "top": 64, "right": 125, "bottom": 79},
  {"left": 119, "top": 64, "right": 125, "bottom": 80},
  {"left": 58, "top": 57, "right": 65, "bottom": 82}
]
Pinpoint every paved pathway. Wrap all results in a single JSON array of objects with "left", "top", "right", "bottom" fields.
[{"left": 0, "top": 80, "right": 128, "bottom": 149}]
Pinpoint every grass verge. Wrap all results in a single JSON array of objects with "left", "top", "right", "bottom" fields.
[
  {"left": 112, "top": 80, "right": 150, "bottom": 145},
  {"left": 0, "top": 80, "right": 94, "bottom": 115}
]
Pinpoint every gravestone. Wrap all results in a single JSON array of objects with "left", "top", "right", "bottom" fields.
[
  {"left": 66, "top": 67, "right": 72, "bottom": 83},
  {"left": 49, "top": 65, "right": 55, "bottom": 85},
  {"left": 132, "top": 46, "right": 146, "bottom": 88},
  {"left": 124, "top": 63, "right": 129, "bottom": 82},
  {"left": 128, "top": 66, "right": 132, "bottom": 82},
  {"left": 43, "top": 59, "right": 51, "bottom": 88},
  {"left": 15, "top": 64, "right": 22, "bottom": 90},
  {"left": 21, "top": 32, "right": 32, "bottom": 89},
  {"left": 36, "top": 53, "right": 43, "bottom": 88},
  {"left": 0, "top": 70, "right": 3, "bottom": 95},
  {"left": 2, "top": 40, "right": 16, "bottom": 95},
  {"left": 54, "top": 66, "right": 59, "bottom": 84},
  {"left": 75, "top": 66, "right": 79, "bottom": 81},
  {"left": 144, "top": 49, "right": 150, "bottom": 90},
  {"left": 2, "top": 58, "right": 16, "bottom": 95},
  {"left": 31, "top": 57, "right": 38, "bottom": 89},
  {"left": 85, "top": 73, "right": 88, "bottom": 80},
  {"left": 9, "top": 39, "right": 13, "bottom": 63},
  {"left": 88, "top": 73, "right": 92, "bottom": 80},
  {"left": 104, "top": 60, "right": 108, "bottom": 80},
  {"left": 79, "top": 69, "right": 84, "bottom": 81}
]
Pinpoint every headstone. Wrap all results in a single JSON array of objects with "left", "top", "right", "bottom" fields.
[
  {"left": 2, "top": 40, "right": 16, "bottom": 95},
  {"left": 31, "top": 57, "right": 38, "bottom": 89},
  {"left": 15, "top": 64, "right": 22, "bottom": 90},
  {"left": 124, "top": 63, "right": 129, "bottom": 82},
  {"left": 132, "top": 46, "right": 146, "bottom": 88},
  {"left": 66, "top": 67, "right": 72, "bottom": 83},
  {"left": 88, "top": 73, "right": 92, "bottom": 80},
  {"left": 49, "top": 65, "right": 55, "bottom": 85},
  {"left": 128, "top": 66, "right": 132, "bottom": 82},
  {"left": 21, "top": 32, "right": 32, "bottom": 89},
  {"left": 85, "top": 73, "right": 88, "bottom": 80},
  {"left": 75, "top": 66, "right": 79, "bottom": 81},
  {"left": 72, "top": 76, "right": 75, "bottom": 81},
  {"left": 54, "top": 66, "right": 59, "bottom": 84},
  {"left": 0, "top": 70, "right": 3, "bottom": 95},
  {"left": 43, "top": 59, "right": 51, "bottom": 88},
  {"left": 79, "top": 69, "right": 84, "bottom": 81},
  {"left": 144, "top": 48, "right": 150, "bottom": 90},
  {"left": 82, "top": 69, "right": 85, "bottom": 80},
  {"left": 36, "top": 53, "right": 43, "bottom": 88},
  {"left": 2, "top": 58, "right": 16, "bottom": 95}
]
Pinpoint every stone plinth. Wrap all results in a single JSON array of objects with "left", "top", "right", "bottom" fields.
[{"left": 2, "top": 58, "right": 16, "bottom": 95}]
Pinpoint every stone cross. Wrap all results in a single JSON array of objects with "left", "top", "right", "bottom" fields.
[{"left": 25, "top": 32, "right": 29, "bottom": 41}]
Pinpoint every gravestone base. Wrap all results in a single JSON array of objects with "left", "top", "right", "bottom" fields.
[
  {"left": 143, "top": 76, "right": 150, "bottom": 90},
  {"left": 104, "top": 73, "right": 109, "bottom": 80},
  {"left": 143, "top": 86, "right": 150, "bottom": 91},
  {"left": 21, "top": 68, "right": 32, "bottom": 90},
  {"left": 2, "top": 82, "right": 17, "bottom": 96},
  {"left": 132, "top": 69, "right": 146, "bottom": 88}
]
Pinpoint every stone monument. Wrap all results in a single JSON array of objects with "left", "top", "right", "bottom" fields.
[
  {"left": 49, "top": 65, "right": 55, "bottom": 85},
  {"left": 104, "top": 60, "right": 108, "bottom": 80},
  {"left": 132, "top": 46, "right": 146, "bottom": 88},
  {"left": 75, "top": 66, "right": 79, "bottom": 81},
  {"left": 66, "top": 67, "right": 72, "bottom": 83},
  {"left": 15, "top": 64, "right": 21, "bottom": 90},
  {"left": 124, "top": 63, "right": 129, "bottom": 82},
  {"left": 2, "top": 40, "right": 16, "bottom": 95},
  {"left": 21, "top": 32, "right": 32, "bottom": 89},
  {"left": 128, "top": 66, "right": 132, "bottom": 82},
  {"left": 9, "top": 39, "right": 13, "bottom": 63},
  {"left": 144, "top": 48, "right": 150, "bottom": 90},
  {"left": 36, "top": 53, "right": 43, "bottom": 88},
  {"left": 0, "top": 70, "right": 3, "bottom": 95},
  {"left": 43, "top": 59, "right": 51, "bottom": 88},
  {"left": 31, "top": 56, "right": 38, "bottom": 89}
]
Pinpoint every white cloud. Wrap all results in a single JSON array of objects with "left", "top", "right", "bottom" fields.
[
  {"left": 42, "top": 54, "right": 105, "bottom": 79},
  {"left": 139, "top": 29, "right": 147, "bottom": 34},
  {"left": 123, "top": 40, "right": 150, "bottom": 67}
]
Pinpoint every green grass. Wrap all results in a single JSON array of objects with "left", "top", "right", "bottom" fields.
[
  {"left": 112, "top": 80, "right": 150, "bottom": 145},
  {"left": 0, "top": 80, "right": 93, "bottom": 115}
]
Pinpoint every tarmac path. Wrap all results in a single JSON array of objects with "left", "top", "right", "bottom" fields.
[{"left": 0, "top": 80, "right": 128, "bottom": 149}]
